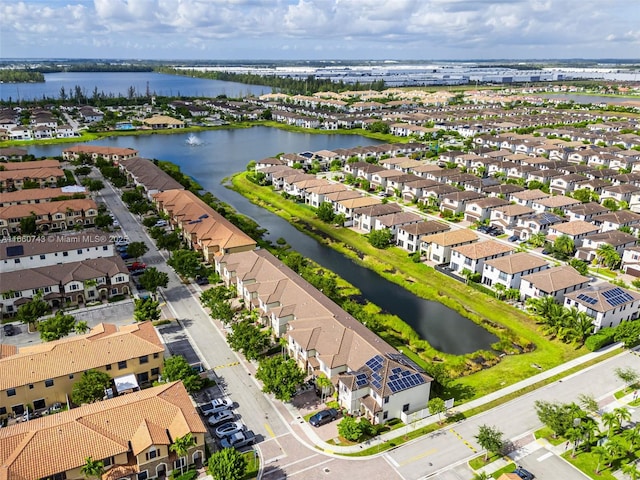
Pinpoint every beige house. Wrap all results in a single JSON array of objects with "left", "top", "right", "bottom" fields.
[
  {"left": 520, "top": 265, "right": 590, "bottom": 302},
  {"left": 142, "top": 115, "right": 185, "bottom": 129},
  {"left": 420, "top": 229, "right": 478, "bottom": 264},
  {"left": 0, "top": 322, "right": 164, "bottom": 418},
  {"left": 0, "top": 198, "right": 98, "bottom": 235},
  {"left": 0, "top": 382, "right": 206, "bottom": 480},
  {"left": 449, "top": 240, "right": 515, "bottom": 275}
]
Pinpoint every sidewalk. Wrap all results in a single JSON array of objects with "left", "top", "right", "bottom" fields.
[{"left": 274, "top": 342, "right": 625, "bottom": 455}]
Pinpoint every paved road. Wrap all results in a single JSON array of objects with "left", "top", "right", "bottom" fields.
[{"left": 386, "top": 350, "right": 640, "bottom": 480}]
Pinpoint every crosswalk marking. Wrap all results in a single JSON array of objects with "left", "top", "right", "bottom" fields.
[{"left": 213, "top": 361, "right": 240, "bottom": 369}]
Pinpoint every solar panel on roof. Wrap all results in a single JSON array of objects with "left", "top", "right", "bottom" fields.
[
  {"left": 387, "top": 373, "right": 426, "bottom": 393},
  {"left": 5, "top": 245, "right": 24, "bottom": 257},
  {"left": 365, "top": 355, "right": 384, "bottom": 372},
  {"left": 392, "top": 367, "right": 403, "bottom": 375},
  {"left": 577, "top": 293, "right": 597, "bottom": 305}
]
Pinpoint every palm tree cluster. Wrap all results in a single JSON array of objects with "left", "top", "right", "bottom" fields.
[
  {"left": 526, "top": 296, "right": 595, "bottom": 345},
  {"left": 595, "top": 244, "right": 622, "bottom": 270},
  {"left": 537, "top": 397, "right": 640, "bottom": 478}
]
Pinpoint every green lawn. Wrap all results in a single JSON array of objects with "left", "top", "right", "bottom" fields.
[
  {"left": 230, "top": 172, "right": 587, "bottom": 399},
  {"left": 562, "top": 451, "right": 617, "bottom": 480}
]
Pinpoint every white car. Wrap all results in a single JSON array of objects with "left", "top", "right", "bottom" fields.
[
  {"left": 200, "top": 398, "right": 233, "bottom": 416},
  {"left": 214, "top": 421, "right": 245, "bottom": 438}
]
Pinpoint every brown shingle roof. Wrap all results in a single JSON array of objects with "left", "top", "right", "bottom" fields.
[
  {"left": 484, "top": 252, "right": 549, "bottom": 274},
  {"left": 566, "top": 282, "right": 640, "bottom": 313},
  {"left": 422, "top": 229, "right": 478, "bottom": 246},
  {"left": 521, "top": 265, "right": 589, "bottom": 293},
  {"left": 452, "top": 240, "right": 514, "bottom": 259}
]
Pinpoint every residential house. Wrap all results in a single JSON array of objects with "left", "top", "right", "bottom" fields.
[
  {"left": 520, "top": 265, "right": 590, "bottom": 302},
  {"left": 449, "top": 240, "right": 515, "bottom": 276},
  {"left": 373, "top": 211, "right": 423, "bottom": 239},
  {"left": 481, "top": 183, "right": 525, "bottom": 199},
  {"left": 306, "top": 183, "right": 349, "bottom": 207},
  {"left": 440, "top": 191, "right": 485, "bottom": 215},
  {"left": 565, "top": 202, "right": 610, "bottom": 222},
  {"left": 511, "top": 189, "right": 549, "bottom": 207},
  {"left": 490, "top": 204, "right": 535, "bottom": 231},
  {"left": 62, "top": 145, "right": 139, "bottom": 163},
  {"left": 1, "top": 229, "right": 115, "bottom": 272},
  {"left": 0, "top": 187, "right": 79, "bottom": 207},
  {"left": 119, "top": 157, "right": 185, "bottom": 198},
  {"left": 335, "top": 196, "right": 381, "bottom": 222},
  {"left": 530, "top": 195, "right": 581, "bottom": 214},
  {"left": 153, "top": 189, "right": 256, "bottom": 262},
  {"left": 564, "top": 283, "right": 640, "bottom": 332},
  {"left": 593, "top": 210, "right": 640, "bottom": 233},
  {"left": 142, "top": 115, "right": 185, "bottom": 129},
  {"left": 420, "top": 229, "right": 478, "bottom": 264},
  {"left": 0, "top": 322, "right": 163, "bottom": 417},
  {"left": 402, "top": 178, "right": 440, "bottom": 202},
  {"left": 0, "top": 382, "right": 206, "bottom": 480},
  {"left": 514, "top": 212, "right": 566, "bottom": 240},
  {"left": 482, "top": 252, "right": 549, "bottom": 290},
  {"left": 547, "top": 221, "right": 600, "bottom": 247},
  {"left": 600, "top": 184, "right": 640, "bottom": 206},
  {"left": 550, "top": 174, "right": 588, "bottom": 195},
  {"left": 352, "top": 203, "right": 402, "bottom": 232},
  {"left": 622, "top": 247, "right": 640, "bottom": 276},
  {"left": 0, "top": 198, "right": 98, "bottom": 235},
  {"left": 464, "top": 197, "right": 510, "bottom": 223},
  {"left": 576, "top": 230, "right": 638, "bottom": 262},
  {"left": 396, "top": 221, "right": 450, "bottom": 253}
]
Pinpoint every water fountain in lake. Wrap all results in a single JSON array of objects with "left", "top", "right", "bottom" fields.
[{"left": 186, "top": 134, "right": 203, "bottom": 146}]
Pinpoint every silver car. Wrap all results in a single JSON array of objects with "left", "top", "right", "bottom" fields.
[{"left": 214, "top": 421, "right": 245, "bottom": 438}]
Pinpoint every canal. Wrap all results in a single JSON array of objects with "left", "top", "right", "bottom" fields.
[{"left": 29, "top": 127, "right": 498, "bottom": 354}]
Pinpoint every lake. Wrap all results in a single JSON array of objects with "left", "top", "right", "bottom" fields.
[
  {"left": 539, "top": 93, "right": 640, "bottom": 105},
  {"left": 27, "top": 127, "right": 498, "bottom": 354},
  {"left": 0, "top": 72, "right": 272, "bottom": 101}
]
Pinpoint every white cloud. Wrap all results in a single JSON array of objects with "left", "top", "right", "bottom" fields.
[{"left": 0, "top": 0, "right": 638, "bottom": 59}]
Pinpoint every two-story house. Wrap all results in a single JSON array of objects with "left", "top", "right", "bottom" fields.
[
  {"left": 482, "top": 252, "right": 549, "bottom": 290},
  {"left": 421, "top": 229, "right": 478, "bottom": 264},
  {"left": 564, "top": 283, "right": 640, "bottom": 332},
  {"left": 396, "top": 221, "right": 450, "bottom": 253},
  {"left": 520, "top": 265, "right": 590, "bottom": 303},
  {"left": 449, "top": 240, "right": 515, "bottom": 276}
]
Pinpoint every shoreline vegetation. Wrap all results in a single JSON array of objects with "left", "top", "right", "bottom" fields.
[{"left": 228, "top": 171, "right": 584, "bottom": 399}]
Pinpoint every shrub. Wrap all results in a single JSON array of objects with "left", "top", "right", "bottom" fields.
[{"left": 585, "top": 328, "right": 616, "bottom": 351}]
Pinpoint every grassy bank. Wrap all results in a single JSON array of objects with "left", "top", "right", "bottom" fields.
[{"left": 229, "top": 171, "right": 585, "bottom": 399}]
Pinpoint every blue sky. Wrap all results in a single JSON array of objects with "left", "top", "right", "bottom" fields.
[{"left": 1, "top": 0, "right": 639, "bottom": 60}]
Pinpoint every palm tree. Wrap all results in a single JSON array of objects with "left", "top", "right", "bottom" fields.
[
  {"left": 561, "top": 307, "right": 594, "bottom": 345},
  {"left": 81, "top": 456, "right": 105, "bottom": 480},
  {"left": 472, "top": 472, "right": 489, "bottom": 480},
  {"left": 602, "top": 411, "right": 620, "bottom": 438},
  {"left": 75, "top": 321, "right": 90, "bottom": 335},
  {"left": 565, "top": 426, "right": 583, "bottom": 457},
  {"left": 526, "top": 295, "right": 558, "bottom": 318},
  {"left": 623, "top": 426, "right": 640, "bottom": 453},
  {"left": 592, "top": 445, "right": 610, "bottom": 474},
  {"left": 553, "top": 235, "right": 576, "bottom": 259},
  {"left": 596, "top": 243, "right": 622, "bottom": 270},
  {"left": 622, "top": 462, "right": 640, "bottom": 480},
  {"left": 614, "top": 407, "right": 632, "bottom": 431},
  {"left": 494, "top": 282, "right": 506, "bottom": 300},
  {"left": 170, "top": 432, "right": 196, "bottom": 476},
  {"left": 528, "top": 231, "right": 547, "bottom": 248},
  {"left": 605, "top": 436, "right": 627, "bottom": 466}
]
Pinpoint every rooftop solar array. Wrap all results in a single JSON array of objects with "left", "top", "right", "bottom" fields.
[
  {"left": 355, "top": 373, "right": 368, "bottom": 388},
  {"left": 602, "top": 287, "right": 635, "bottom": 307},
  {"left": 577, "top": 293, "right": 597, "bottom": 305},
  {"left": 388, "top": 373, "right": 426, "bottom": 393},
  {"left": 365, "top": 355, "right": 384, "bottom": 373},
  {"left": 371, "top": 372, "right": 383, "bottom": 390}
]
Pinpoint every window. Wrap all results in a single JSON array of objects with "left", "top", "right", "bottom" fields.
[
  {"left": 383, "top": 411, "right": 389, "bottom": 420},
  {"left": 103, "top": 456, "right": 114, "bottom": 467},
  {"left": 106, "top": 364, "right": 112, "bottom": 371},
  {"left": 402, "top": 403, "right": 410, "bottom": 412},
  {"left": 0, "top": 407, "right": 6, "bottom": 415},
  {"left": 40, "top": 254, "right": 46, "bottom": 260},
  {"left": 70, "top": 284, "right": 78, "bottom": 291},
  {"left": 102, "top": 246, "right": 108, "bottom": 251},
  {"left": 137, "top": 472, "right": 148, "bottom": 480},
  {"left": 45, "top": 379, "right": 54, "bottom": 387},
  {"left": 383, "top": 396, "right": 389, "bottom": 404},
  {"left": 118, "top": 360, "right": 127, "bottom": 370},
  {"left": 14, "top": 258, "right": 20, "bottom": 264},
  {"left": 68, "top": 374, "right": 74, "bottom": 379},
  {"left": 174, "top": 458, "right": 186, "bottom": 470},
  {"left": 153, "top": 352, "right": 159, "bottom": 359},
  {"left": 29, "top": 384, "right": 34, "bottom": 389},
  {"left": 111, "top": 288, "right": 118, "bottom": 295},
  {"left": 139, "top": 355, "right": 148, "bottom": 364},
  {"left": 146, "top": 448, "right": 159, "bottom": 460},
  {"left": 151, "top": 367, "right": 160, "bottom": 376},
  {"left": 63, "top": 252, "right": 68, "bottom": 257},
  {"left": 7, "top": 388, "right": 16, "bottom": 397},
  {"left": 77, "top": 249, "right": 82, "bottom": 254}
]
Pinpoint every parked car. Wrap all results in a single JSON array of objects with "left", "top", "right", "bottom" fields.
[
  {"left": 477, "top": 225, "right": 490, "bottom": 233},
  {"left": 507, "top": 235, "right": 520, "bottom": 242},
  {"left": 214, "top": 421, "right": 245, "bottom": 438},
  {"left": 154, "top": 220, "right": 168, "bottom": 227},
  {"left": 130, "top": 269, "right": 146, "bottom": 276},
  {"left": 115, "top": 240, "right": 129, "bottom": 247},
  {"left": 195, "top": 275, "right": 209, "bottom": 286},
  {"left": 128, "top": 262, "right": 146, "bottom": 271},
  {"left": 207, "top": 409, "right": 235, "bottom": 427},
  {"left": 47, "top": 402, "right": 62, "bottom": 414},
  {"left": 120, "top": 252, "right": 131, "bottom": 260},
  {"left": 3, "top": 324, "right": 16, "bottom": 336},
  {"left": 514, "top": 467, "right": 535, "bottom": 480},
  {"left": 309, "top": 408, "right": 338, "bottom": 427},
  {"left": 220, "top": 430, "right": 256, "bottom": 449},
  {"left": 200, "top": 398, "right": 233, "bottom": 416}
]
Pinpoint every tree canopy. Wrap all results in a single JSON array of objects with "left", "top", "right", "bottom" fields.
[
  {"left": 207, "top": 447, "right": 247, "bottom": 480},
  {"left": 475, "top": 424, "right": 504, "bottom": 461},
  {"left": 368, "top": 228, "right": 392, "bottom": 249},
  {"left": 162, "top": 355, "right": 204, "bottom": 393},
  {"left": 226, "top": 319, "right": 272, "bottom": 361},
  {"left": 71, "top": 369, "right": 112, "bottom": 405},
  {"left": 133, "top": 297, "right": 161, "bottom": 322},
  {"left": 38, "top": 311, "right": 78, "bottom": 341},
  {"left": 138, "top": 267, "right": 169, "bottom": 294},
  {"left": 16, "top": 295, "right": 51, "bottom": 327},
  {"left": 255, "top": 356, "right": 305, "bottom": 402},
  {"left": 167, "top": 249, "right": 203, "bottom": 278}
]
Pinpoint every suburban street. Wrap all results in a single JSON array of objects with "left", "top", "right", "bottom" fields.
[{"left": 4, "top": 171, "right": 639, "bottom": 480}]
